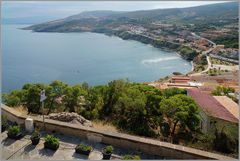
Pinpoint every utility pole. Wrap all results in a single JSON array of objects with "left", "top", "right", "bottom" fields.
[{"left": 40, "top": 90, "right": 47, "bottom": 130}]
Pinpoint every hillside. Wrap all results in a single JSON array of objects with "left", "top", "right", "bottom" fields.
[
  {"left": 23, "top": 2, "right": 238, "bottom": 61},
  {"left": 24, "top": 2, "right": 238, "bottom": 32}
]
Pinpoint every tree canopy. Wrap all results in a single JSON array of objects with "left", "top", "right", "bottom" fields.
[{"left": 2, "top": 80, "right": 200, "bottom": 140}]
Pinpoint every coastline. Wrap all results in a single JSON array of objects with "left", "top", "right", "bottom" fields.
[
  {"left": 23, "top": 24, "right": 191, "bottom": 61},
  {"left": 22, "top": 25, "right": 195, "bottom": 82}
]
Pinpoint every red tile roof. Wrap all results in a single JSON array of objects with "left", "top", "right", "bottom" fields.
[
  {"left": 187, "top": 88, "right": 238, "bottom": 123},
  {"left": 172, "top": 77, "right": 190, "bottom": 80}
]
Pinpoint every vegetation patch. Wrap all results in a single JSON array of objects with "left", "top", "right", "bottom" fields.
[
  {"left": 7, "top": 125, "right": 22, "bottom": 139},
  {"left": 102, "top": 145, "right": 114, "bottom": 160},
  {"left": 75, "top": 144, "right": 93, "bottom": 155},
  {"left": 1, "top": 115, "right": 8, "bottom": 132},
  {"left": 213, "top": 35, "right": 238, "bottom": 49},
  {"left": 179, "top": 46, "right": 198, "bottom": 61},
  {"left": 123, "top": 155, "right": 141, "bottom": 160},
  {"left": 44, "top": 135, "right": 60, "bottom": 150},
  {"left": 2, "top": 80, "right": 238, "bottom": 156},
  {"left": 212, "top": 86, "right": 238, "bottom": 103},
  {"left": 30, "top": 129, "right": 41, "bottom": 145}
]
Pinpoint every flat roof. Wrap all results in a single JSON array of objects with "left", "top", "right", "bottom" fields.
[{"left": 187, "top": 88, "right": 238, "bottom": 123}]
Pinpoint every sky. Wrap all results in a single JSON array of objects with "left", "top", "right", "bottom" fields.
[{"left": 2, "top": 1, "right": 231, "bottom": 19}]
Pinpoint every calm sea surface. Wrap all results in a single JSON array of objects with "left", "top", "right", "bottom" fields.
[{"left": 2, "top": 25, "right": 191, "bottom": 93}]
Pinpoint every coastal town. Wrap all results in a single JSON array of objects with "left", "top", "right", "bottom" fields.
[{"left": 1, "top": 1, "right": 239, "bottom": 160}]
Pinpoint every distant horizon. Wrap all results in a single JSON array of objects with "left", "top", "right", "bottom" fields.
[
  {"left": 3, "top": 1, "right": 231, "bottom": 19},
  {"left": 2, "top": 1, "right": 233, "bottom": 24}
]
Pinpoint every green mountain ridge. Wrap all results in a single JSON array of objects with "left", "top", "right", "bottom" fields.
[{"left": 24, "top": 2, "right": 238, "bottom": 32}]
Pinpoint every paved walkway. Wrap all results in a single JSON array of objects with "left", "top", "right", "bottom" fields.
[
  {"left": 1, "top": 131, "right": 118, "bottom": 160},
  {"left": 1, "top": 131, "right": 164, "bottom": 160}
]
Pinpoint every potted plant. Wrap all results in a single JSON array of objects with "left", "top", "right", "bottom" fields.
[
  {"left": 123, "top": 155, "right": 141, "bottom": 160},
  {"left": 75, "top": 143, "right": 93, "bottom": 155},
  {"left": 7, "top": 125, "right": 22, "bottom": 139},
  {"left": 30, "top": 129, "right": 41, "bottom": 145},
  {"left": 102, "top": 145, "right": 113, "bottom": 160},
  {"left": 44, "top": 135, "right": 59, "bottom": 150},
  {"left": 1, "top": 115, "right": 8, "bottom": 132}
]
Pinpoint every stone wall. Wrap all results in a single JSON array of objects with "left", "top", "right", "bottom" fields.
[
  {"left": 199, "top": 110, "right": 210, "bottom": 133},
  {"left": 1, "top": 104, "right": 234, "bottom": 160}
]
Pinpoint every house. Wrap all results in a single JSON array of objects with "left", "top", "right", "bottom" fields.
[
  {"left": 216, "top": 44, "right": 225, "bottom": 49},
  {"left": 171, "top": 76, "right": 190, "bottom": 84},
  {"left": 213, "top": 96, "right": 239, "bottom": 120},
  {"left": 174, "top": 38, "right": 185, "bottom": 43},
  {"left": 187, "top": 88, "right": 238, "bottom": 133}
]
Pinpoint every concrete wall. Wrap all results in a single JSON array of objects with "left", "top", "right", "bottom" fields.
[
  {"left": 1, "top": 104, "right": 235, "bottom": 160},
  {"left": 198, "top": 108, "right": 238, "bottom": 135}
]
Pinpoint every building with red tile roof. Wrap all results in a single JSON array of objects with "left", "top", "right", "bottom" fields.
[
  {"left": 213, "top": 96, "right": 239, "bottom": 120},
  {"left": 171, "top": 76, "right": 191, "bottom": 84},
  {"left": 187, "top": 88, "right": 238, "bottom": 133}
]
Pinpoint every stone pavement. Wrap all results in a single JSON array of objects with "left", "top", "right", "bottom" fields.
[
  {"left": 1, "top": 131, "right": 164, "bottom": 160},
  {"left": 1, "top": 131, "right": 118, "bottom": 160}
]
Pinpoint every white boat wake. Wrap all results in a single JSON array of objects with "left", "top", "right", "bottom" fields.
[{"left": 142, "top": 56, "right": 180, "bottom": 65}]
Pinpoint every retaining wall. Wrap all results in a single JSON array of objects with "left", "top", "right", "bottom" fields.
[{"left": 1, "top": 104, "right": 235, "bottom": 160}]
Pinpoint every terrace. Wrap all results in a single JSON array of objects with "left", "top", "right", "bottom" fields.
[
  {"left": 1, "top": 104, "right": 235, "bottom": 160},
  {"left": 1, "top": 130, "right": 162, "bottom": 160}
]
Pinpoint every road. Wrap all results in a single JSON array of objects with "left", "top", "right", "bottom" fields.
[
  {"left": 191, "top": 32, "right": 216, "bottom": 47},
  {"left": 189, "top": 33, "right": 217, "bottom": 76},
  {"left": 201, "top": 56, "right": 211, "bottom": 74},
  {"left": 190, "top": 56, "right": 211, "bottom": 76}
]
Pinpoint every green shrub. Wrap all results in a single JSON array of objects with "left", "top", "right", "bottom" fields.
[
  {"left": 104, "top": 145, "right": 114, "bottom": 154},
  {"left": 75, "top": 144, "right": 93, "bottom": 152},
  {"left": 123, "top": 155, "right": 141, "bottom": 160},
  {"left": 1, "top": 115, "right": 8, "bottom": 128},
  {"left": 163, "top": 88, "right": 187, "bottom": 98},
  {"left": 213, "top": 127, "right": 238, "bottom": 154},
  {"left": 44, "top": 135, "right": 59, "bottom": 146},
  {"left": 179, "top": 46, "right": 198, "bottom": 60},
  {"left": 172, "top": 72, "right": 183, "bottom": 75},
  {"left": 8, "top": 125, "right": 20, "bottom": 136},
  {"left": 2, "top": 94, "right": 21, "bottom": 107}
]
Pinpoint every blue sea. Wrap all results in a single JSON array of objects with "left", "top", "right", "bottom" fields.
[{"left": 2, "top": 25, "right": 192, "bottom": 93}]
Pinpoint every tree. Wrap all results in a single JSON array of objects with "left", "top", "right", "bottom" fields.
[
  {"left": 2, "top": 93, "right": 21, "bottom": 107},
  {"left": 47, "top": 80, "right": 68, "bottom": 114},
  {"left": 23, "top": 83, "right": 51, "bottom": 114},
  {"left": 63, "top": 84, "right": 87, "bottom": 112},
  {"left": 145, "top": 93, "right": 163, "bottom": 130},
  {"left": 2, "top": 90, "right": 25, "bottom": 107},
  {"left": 113, "top": 88, "right": 154, "bottom": 136},
  {"left": 163, "top": 88, "right": 187, "bottom": 98},
  {"left": 213, "top": 126, "right": 238, "bottom": 154},
  {"left": 179, "top": 46, "right": 198, "bottom": 61},
  {"left": 81, "top": 87, "right": 104, "bottom": 119},
  {"left": 82, "top": 82, "right": 90, "bottom": 91},
  {"left": 103, "top": 79, "right": 129, "bottom": 115},
  {"left": 159, "top": 94, "right": 200, "bottom": 142},
  {"left": 212, "top": 86, "right": 235, "bottom": 96}
]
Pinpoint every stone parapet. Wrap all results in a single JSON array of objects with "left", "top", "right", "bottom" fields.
[{"left": 1, "top": 104, "right": 235, "bottom": 160}]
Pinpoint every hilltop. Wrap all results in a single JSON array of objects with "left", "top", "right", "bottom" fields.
[
  {"left": 24, "top": 2, "right": 238, "bottom": 72},
  {"left": 25, "top": 2, "right": 238, "bottom": 32}
]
